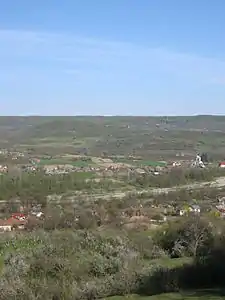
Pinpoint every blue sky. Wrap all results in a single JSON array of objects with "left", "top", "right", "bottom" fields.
[{"left": 0, "top": 0, "right": 225, "bottom": 115}]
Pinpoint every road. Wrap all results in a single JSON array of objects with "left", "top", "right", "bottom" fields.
[
  {"left": 85, "top": 176, "right": 225, "bottom": 200},
  {"left": 2, "top": 176, "right": 225, "bottom": 204}
]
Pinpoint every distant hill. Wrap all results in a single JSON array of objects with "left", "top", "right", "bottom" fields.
[{"left": 0, "top": 115, "right": 225, "bottom": 159}]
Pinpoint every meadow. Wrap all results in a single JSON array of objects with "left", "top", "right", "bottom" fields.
[{"left": 1, "top": 115, "right": 225, "bottom": 160}]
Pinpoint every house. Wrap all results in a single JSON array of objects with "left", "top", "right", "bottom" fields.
[
  {"left": 8, "top": 217, "right": 27, "bottom": 230},
  {"left": 0, "top": 165, "right": 8, "bottom": 173},
  {"left": 179, "top": 209, "right": 186, "bottom": 216},
  {"left": 172, "top": 161, "right": 181, "bottom": 167},
  {"left": 219, "top": 162, "right": 225, "bottom": 168},
  {"left": 30, "top": 204, "right": 44, "bottom": 218},
  {"left": 0, "top": 217, "right": 27, "bottom": 232},
  {"left": 153, "top": 171, "right": 159, "bottom": 175},
  {"left": 216, "top": 203, "right": 225, "bottom": 217},
  {"left": 189, "top": 205, "right": 201, "bottom": 214},
  {"left": 11, "top": 213, "right": 26, "bottom": 221},
  {"left": 178, "top": 204, "right": 201, "bottom": 216},
  {"left": 0, "top": 220, "right": 12, "bottom": 232},
  {"left": 31, "top": 211, "right": 44, "bottom": 218},
  {"left": 218, "top": 196, "right": 225, "bottom": 204}
]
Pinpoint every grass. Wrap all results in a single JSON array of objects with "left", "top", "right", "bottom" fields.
[
  {"left": 37, "top": 158, "right": 95, "bottom": 167},
  {"left": 136, "top": 160, "right": 167, "bottom": 167},
  {"left": 112, "top": 158, "right": 135, "bottom": 165},
  {"left": 71, "top": 160, "right": 95, "bottom": 167},
  {"left": 72, "top": 171, "right": 96, "bottom": 179},
  {"left": 3, "top": 115, "right": 225, "bottom": 159},
  {"left": 111, "top": 158, "right": 167, "bottom": 167},
  {"left": 103, "top": 258, "right": 221, "bottom": 300},
  {"left": 146, "top": 257, "right": 192, "bottom": 268},
  {"left": 104, "top": 291, "right": 225, "bottom": 299}
]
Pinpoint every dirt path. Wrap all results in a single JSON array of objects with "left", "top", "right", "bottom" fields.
[
  {"left": 1, "top": 176, "right": 225, "bottom": 205},
  {"left": 151, "top": 176, "right": 225, "bottom": 194},
  {"left": 85, "top": 176, "right": 225, "bottom": 200}
]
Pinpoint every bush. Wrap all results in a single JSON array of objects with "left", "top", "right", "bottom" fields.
[{"left": 153, "top": 216, "right": 213, "bottom": 258}]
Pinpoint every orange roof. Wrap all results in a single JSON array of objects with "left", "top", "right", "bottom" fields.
[
  {"left": 0, "top": 217, "right": 27, "bottom": 226},
  {"left": 12, "top": 213, "right": 26, "bottom": 218}
]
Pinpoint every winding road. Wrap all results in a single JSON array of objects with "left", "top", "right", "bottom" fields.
[
  {"left": 2, "top": 176, "right": 225, "bottom": 204},
  {"left": 86, "top": 176, "right": 225, "bottom": 200}
]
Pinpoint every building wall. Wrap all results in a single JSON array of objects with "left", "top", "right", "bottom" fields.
[{"left": 0, "top": 225, "right": 12, "bottom": 232}]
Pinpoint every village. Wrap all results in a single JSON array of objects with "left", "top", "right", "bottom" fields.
[
  {"left": 1, "top": 148, "right": 225, "bottom": 177},
  {"left": 1, "top": 148, "right": 225, "bottom": 234},
  {"left": 1, "top": 176, "right": 225, "bottom": 233}
]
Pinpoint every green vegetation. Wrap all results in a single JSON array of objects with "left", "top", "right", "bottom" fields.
[
  {"left": 111, "top": 158, "right": 166, "bottom": 167},
  {"left": 105, "top": 292, "right": 225, "bottom": 299},
  {"left": 2, "top": 116, "right": 225, "bottom": 299},
  {"left": 1, "top": 206, "right": 225, "bottom": 299},
  {"left": 127, "top": 167, "right": 225, "bottom": 189},
  {"left": 0, "top": 167, "right": 225, "bottom": 202},
  {"left": 1, "top": 115, "right": 225, "bottom": 159},
  {"left": 37, "top": 158, "right": 95, "bottom": 167},
  {"left": 136, "top": 160, "right": 167, "bottom": 167},
  {"left": 0, "top": 168, "right": 224, "bottom": 299}
]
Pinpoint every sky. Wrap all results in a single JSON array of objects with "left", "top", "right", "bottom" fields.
[{"left": 0, "top": 0, "right": 225, "bottom": 116}]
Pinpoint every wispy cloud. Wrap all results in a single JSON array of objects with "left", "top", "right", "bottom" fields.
[{"left": 0, "top": 28, "right": 225, "bottom": 85}]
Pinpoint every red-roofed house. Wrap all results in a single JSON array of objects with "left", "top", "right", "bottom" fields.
[
  {"left": 0, "top": 217, "right": 27, "bottom": 232},
  {"left": 11, "top": 213, "right": 26, "bottom": 221},
  {"left": 219, "top": 162, "right": 225, "bottom": 168}
]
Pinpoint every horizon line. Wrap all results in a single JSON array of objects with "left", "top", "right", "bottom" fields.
[{"left": 1, "top": 114, "right": 225, "bottom": 118}]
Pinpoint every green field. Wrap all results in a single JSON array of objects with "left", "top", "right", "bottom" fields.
[
  {"left": 112, "top": 158, "right": 167, "bottom": 167},
  {"left": 136, "top": 160, "right": 167, "bottom": 167},
  {"left": 36, "top": 157, "right": 167, "bottom": 168},
  {"left": 37, "top": 158, "right": 95, "bottom": 167},
  {"left": 2, "top": 116, "right": 225, "bottom": 159}
]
